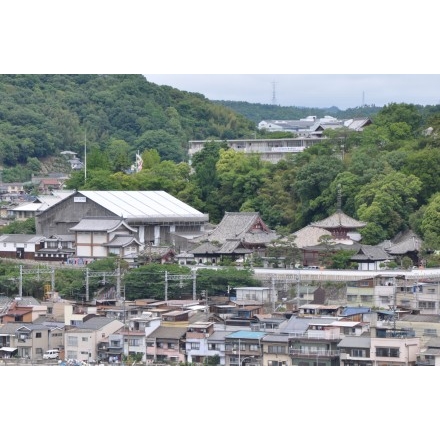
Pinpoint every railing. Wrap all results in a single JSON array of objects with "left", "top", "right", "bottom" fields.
[{"left": 289, "top": 348, "right": 339, "bottom": 357}]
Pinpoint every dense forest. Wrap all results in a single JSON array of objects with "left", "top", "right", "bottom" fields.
[
  {"left": 1, "top": 74, "right": 440, "bottom": 254},
  {"left": 212, "top": 100, "right": 383, "bottom": 123},
  {"left": 0, "top": 74, "right": 256, "bottom": 181}
]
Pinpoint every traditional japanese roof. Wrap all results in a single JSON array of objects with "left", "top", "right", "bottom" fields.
[
  {"left": 343, "top": 117, "right": 372, "bottom": 131},
  {"left": 103, "top": 235, "right": 141, "bottom": 248},
  {"left": 289, "top": 225, "right": 334, "bottom": 248},
  {"left": 350, "top": 245, "right": 392, "bottom": 262},
  {"left": 381, "top": 229, "right": 422, "bottom": 255},
  {"left": 190, "top": 212, "right": 278, "bottom": 246},
  {"left": 311, "top": 210, "right": 367, "bottom": 229},
  {"left": 0, "top": 234, "right": 45, "bottom": 244},
  {"left": 70, "top": 217, "right": 137, "bottom": 233},
  {"left": 190, "top": 239, "right": 253, "bottom": 256}
]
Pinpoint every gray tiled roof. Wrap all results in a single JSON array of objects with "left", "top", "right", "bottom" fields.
[
  {"left": 191, "top": 212, "right": 277, "bottom": 245},
  {"left": 351, "top": 245, "right": 391, "bottom": 261},
  {"left": 0, "top": 322, "right": 48, "bottom": 334},
  {"left": 337, "top": 336, "right": 371, "bottom": 348},
  {"left": 146, "top": 326, "right": 187, "bottom": 339},
  {"left": 75, "top": 316, "right": 120, "bottom": 330},
  {"left": 0, "top": 234, "right": 45, "bottom": 243},
  {"left": 70, "top": 217, "right": 137, "bottom": 232},
  {"left": 311, "top": 210, "right": 367, "bottom": 229},
  {"left": 103, "top": 235, "right": 141, "bottom": 247},
  {"left": 290, "top": 225, "right": 333, "bottom": 248},
  {"left": 262, "top": 334, "right": 290, "bottom": 343},
  {"left": 383, "top": 229, "right": 422, "bottom": 255}
]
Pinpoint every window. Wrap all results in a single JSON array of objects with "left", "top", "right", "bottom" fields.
[
  {"left": 129, "top": 339, "right": 140, "bottom": 346},
  {"left": 376, "top": 347, "right": 399, "bottom": 358},
  {"left": 36, "top": 348, "right": 43, "bottom": 355},
  {"left": 67, "top": 336, "right": 78, "bottom": 347},
  {"left": 82, "top": 337, "right": 88, "bottom": 342},
  {"left": 208, "top": 343, "right": 218, "bottom": 350},
  {"left": 424, "top": 328, "right": 437, "bottom": 336},
  {"left": 352, "top": 349, "right": 366, "bottom": 357},
  {"left": 35, "top": 332, "right": 42, "bottom": 338},
  {"left": 190, "top": 342, "right": 200, "bottom": 350},
  {"left": 268, "top": 360, "right": 286, "bottom": 366},
  {"left": 347, "top": 295, "right": 357, "bottom": 302},
  {"left": 268, "top": 345, "right": 286, "bottom": 354},
  {"left": 167, "top": 342, "right": 175, "bottom": 349},
  {"left": 419, "top": 301, "right": 435, "bottom": 309},
  {"left": 249, "top": 344, "right": 259, "bottom": 351}
]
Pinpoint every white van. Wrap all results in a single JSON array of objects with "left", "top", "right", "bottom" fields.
[{"left": 43, "top": 349, "right": 60, "bottom": 359}]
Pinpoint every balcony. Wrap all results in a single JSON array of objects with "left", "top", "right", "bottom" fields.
[{"left": 289, "top": 348, "right": 339, "bottom": 358}]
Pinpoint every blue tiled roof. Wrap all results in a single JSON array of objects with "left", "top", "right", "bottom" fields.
[
  {"left": 227, "top": 330, "right": 266, "bottom": 339},
  {"left": 341, "top": 307, "right": 371, "bottom": 317}
]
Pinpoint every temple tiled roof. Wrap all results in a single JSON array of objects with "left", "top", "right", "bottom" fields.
[
  {"left": 350, "top": 245, "right": 391, "bottom": 261},
  {"left": 381, "top": 229, "right": 422, "bottom": 255},
  {"left": 311, "top": 210, "right": 367, "bottom": 229},
  {"left": 190, "top": 212, "right": 278, "bottom": 246}
]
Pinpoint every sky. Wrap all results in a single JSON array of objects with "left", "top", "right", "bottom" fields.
[{"left": 144, "top": 74, "right": 440, "bottom": 110}]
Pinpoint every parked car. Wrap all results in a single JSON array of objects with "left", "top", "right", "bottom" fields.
[{"left": 43, "top": 349, "right": 60, "bottom": 359}]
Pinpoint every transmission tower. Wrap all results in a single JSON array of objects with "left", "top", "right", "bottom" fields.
[{"left": 272, "top": 81, "right": 277, "bottom": 105}]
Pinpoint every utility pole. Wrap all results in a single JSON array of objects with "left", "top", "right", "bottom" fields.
[{"left": 19, "top": 265, "right": 55, "bottom": 298}]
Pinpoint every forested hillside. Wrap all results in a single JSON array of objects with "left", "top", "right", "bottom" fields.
[
  {"left": 2, "top": 74, "right": 440, "bottom": 255},
  {"left": 0, "top": 74, "right": 256, "bottom": 181}
]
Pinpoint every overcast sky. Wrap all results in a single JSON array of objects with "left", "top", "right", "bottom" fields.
[{"left": 144, "top": 74, "right": 440, "bottom": 110}]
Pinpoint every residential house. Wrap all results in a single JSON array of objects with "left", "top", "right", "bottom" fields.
[
  {"left": 1, "top": 296, "right": 47, "bottom": 323},
  {"left": 415, "top": 337, "right": 440, "bottom": 366},
  {"left": 298, "top": 304, "right": 343, "bottom": 318},
  {"left": 64, "top": 316, "right": 124, "bottom": 363},
  {"left": 34, "top": 234, "right": 76, "bottom": 263},
  {"left": 0, "top": 234, "right": 45, "bottom": 259},
  {"left": 278, "top": 316, "right": 340, "bottom": 366},
  {"left": 37, "top": 178, "right": 63, "bottom": 194},
  {"left": 205, "top": 330, "right": 230, "bottom": 366},
  {"left": 339, "top": 325, "right": 420, "bottom": 366},
  {"left": 0, "top": 322, "right": 53, "bottom": 360},
  {"left": 145, "top": 326, "right": 187, "bottom": 364},
  {"left": 9, "top": 192, "right": 72, "bottom": 222},
  {"left": 185, "top": 321, "right": 216, "bottom": 364},
  {"left": 395, "top": 280, "right": 440, "bottom": 315},
  {"left": 234, "top": 286, "right": 275, "bottom": 304},
  {"left": 224, "top": 330, "right": 266, "bottom": 366},
  {"left": 261, "top": 333, "right": 291, "bottom": 366}
]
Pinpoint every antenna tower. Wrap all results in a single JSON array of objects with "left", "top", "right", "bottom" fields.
[{"left": 272, "top": 81, "right": 277, "bottom": 106}]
